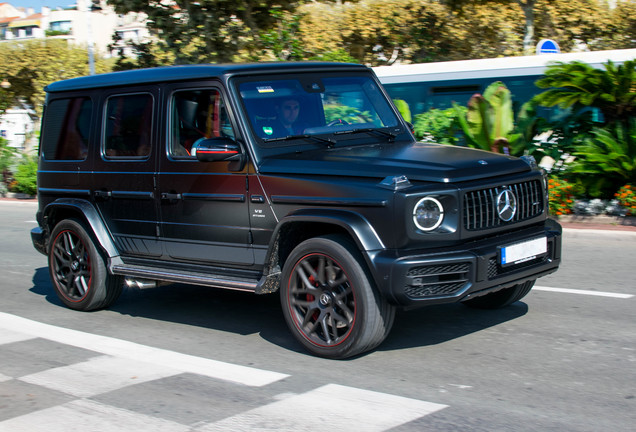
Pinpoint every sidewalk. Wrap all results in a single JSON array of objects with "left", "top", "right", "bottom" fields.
[{"left": 555, "top": 215, "right": 636, "bottom": 232}]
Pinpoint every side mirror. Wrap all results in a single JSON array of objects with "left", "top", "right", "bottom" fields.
[{"left": 193, "top": 137, "right": 242, "bottom": 162}]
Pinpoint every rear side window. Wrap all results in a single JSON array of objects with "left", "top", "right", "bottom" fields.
[
  {"left": 104, "top": 93, "right": 153, "bottom": 158},
  {"left": 42, "top": 97, "right": 92, "bottom": 161}
]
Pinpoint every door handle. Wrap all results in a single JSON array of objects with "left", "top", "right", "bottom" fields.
[
  {"left": 94, "top": 190, "right": 112, "bottom": 199},
  {"left": 161, "top": 192, "right": 182, "bottom": 200}
]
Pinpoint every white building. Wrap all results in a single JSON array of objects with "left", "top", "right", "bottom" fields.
[
  {"left": 0, "top": 1, "right": 151, "bottom": 57},
  {"left": 0, "top": 106, "right": 36, "bottom": 151}
]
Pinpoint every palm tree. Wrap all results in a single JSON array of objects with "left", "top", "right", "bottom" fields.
[{"left": 533, "top": 59, "right": 636, "bottom": 127}]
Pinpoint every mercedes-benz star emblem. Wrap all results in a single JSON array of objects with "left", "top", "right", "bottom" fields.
[{"left": 496, "top": 189, "right": 517, "bottom": 222}]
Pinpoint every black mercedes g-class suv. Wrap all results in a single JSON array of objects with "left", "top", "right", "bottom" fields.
[{"left": 32, "top": 62, "right": 561, "bottom": 358}]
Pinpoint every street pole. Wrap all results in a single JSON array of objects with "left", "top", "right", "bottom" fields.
[{"left": 85, "top": 1, "right": 96, "bottom": 75}]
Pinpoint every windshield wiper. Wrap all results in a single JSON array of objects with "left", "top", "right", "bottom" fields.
[
  {"left": 263, "top": 134, "right": 336, "bottom": 148},
  {"left": 333, "top": 128, "right": 396, "bottom": 142}
]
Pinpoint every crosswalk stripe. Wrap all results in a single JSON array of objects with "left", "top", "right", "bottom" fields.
[
  {"left": 0, "top": 399, "right": 190, "bottom": 432},
  {"left": 19, "top": 355, "right": 181, "bottom": 398},
  {"left": 0, "top": 328, "right": 35, "bottom": 345},
  {"left": 0, "top": 312, "right": 289, "bottom": 387},
  {"left": 197, "top": 383, "right": 448, "bottom": 432}
]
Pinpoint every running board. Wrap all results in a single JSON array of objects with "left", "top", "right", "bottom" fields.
[{"left": 111, "top": 264, "right": 260, "bottom": 292}]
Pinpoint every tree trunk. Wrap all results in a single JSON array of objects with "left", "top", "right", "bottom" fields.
[{"left": 517, "top": 0, "right": 535, "bottom": 55}]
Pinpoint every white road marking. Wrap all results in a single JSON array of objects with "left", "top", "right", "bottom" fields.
[
  {"left": 534, "top": 286, "right": 634, "bottom": 299},
  {"left": 20, "top": 355, "right": 181, "bottom": 398},
  {"left": 0, "top": 328, "right": 35, "bottom": 345},
  {"left": 0, "top": 399, "right": 190, "bottom": 432},
  {"left": 197, "top": 384, "right": 448, "bottom": 432},
  {"left": 0, "top": 312, "right": 289, "bottom": 387}
]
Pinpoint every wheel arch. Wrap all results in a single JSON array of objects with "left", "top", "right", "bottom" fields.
[
  {"left": 258, "top": 209, "right": 385, "bottom": 294},
  {"left": 42, "top": 198, "right": 119, "bottom": 259}
]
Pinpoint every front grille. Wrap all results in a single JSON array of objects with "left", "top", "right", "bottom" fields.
[
  {"left": 463, "top": 179, "right": 543, "bottom": 231},
  {"left": 405, "top": 263, "right": 470, "bottom": 299}
]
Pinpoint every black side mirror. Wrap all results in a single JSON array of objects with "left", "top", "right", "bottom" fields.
[{"left": 193, "top": 137, "right": 242, "bottom": 162}]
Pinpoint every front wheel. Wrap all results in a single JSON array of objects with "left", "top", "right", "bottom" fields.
[
  {"left": 462, "top": 280, "right": 535, "bottom": 309},
  {"left": 280, "top": 235, "right": 395, "bottom": 359},
  {"left": 48, "top": 219, "right": 122, "bottom": 311}
]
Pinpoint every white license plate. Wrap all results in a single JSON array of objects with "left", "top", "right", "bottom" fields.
[{"left": 500, "top": 237, "right": 547, "bottom": 266}]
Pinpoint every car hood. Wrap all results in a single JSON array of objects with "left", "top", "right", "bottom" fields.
[{"left": 258, "top": 141, "right": 530, "bottom": 183}]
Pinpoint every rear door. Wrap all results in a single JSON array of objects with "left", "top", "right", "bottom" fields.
[{"left": 91, "top": 89, "right": 161, "bottom": 258}]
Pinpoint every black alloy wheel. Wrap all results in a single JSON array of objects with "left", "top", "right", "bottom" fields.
[
  {"left": 287, "top": 252, "right": 356, "bottom": 346},
  {"left": 48, "top": 219, "right": 122, "bottom": 311},
  {"left": 281, "top": 235, "right": 395, "bottom": 359}
]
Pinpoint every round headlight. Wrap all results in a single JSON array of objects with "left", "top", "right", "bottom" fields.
[{"left": 413, "top": 197, "right": 444, "bottom": 231}]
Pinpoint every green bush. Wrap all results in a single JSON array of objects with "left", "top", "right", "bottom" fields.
[{"left": 12, "top": 155, "right": 37, "bottom": 195}]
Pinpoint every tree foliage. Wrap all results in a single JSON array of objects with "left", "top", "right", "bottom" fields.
[
  {"left": 107, "top": 0, "right": 300, "bottom": 64},
  {"left": 0, "top": 39, "right": 111, "bottom": 117}
]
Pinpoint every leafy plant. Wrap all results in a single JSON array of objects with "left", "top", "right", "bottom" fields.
[
  {"left": 413, "top": 107, "right": 465, "bottom": 145},
  {"left": 12, "top": 155, "right": 37, "bottom": 196},
  {"left": 569, "top": 120, "right": 636, "bottom": 197},
  {"left": 0, "top": 138, "right": 16, "bottom": 183},
  {"left": 534, "top": 59, "right": 636, "bottom": 128},
  {"left": 393, "top": 99, "right": 412, "bottom": 123},
  {"left": 453, "top": 81, "right": 520, "bottom": 153},
  {"left": 615, "top": 185, "right": 636, "bottom": 216}
]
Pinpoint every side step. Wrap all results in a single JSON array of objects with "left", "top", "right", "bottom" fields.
[{"left": 111, "top": 264, "right": 260, "bottom": 292}]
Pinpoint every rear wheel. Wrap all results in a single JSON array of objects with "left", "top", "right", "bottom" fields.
[
  {"left": 280, "top": 235, "right": 395, "bottom": 359},
  {"left": 48, "top": 219, "right": 122, "bottom": 311},
  {"left": 462, "top": 280, "right": 535, "bottom": 309}
]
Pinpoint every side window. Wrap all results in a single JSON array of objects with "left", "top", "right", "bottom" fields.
[
  {"left": 42, "top": 97, "right": 92, "bottom": 161},
  {"left": 170, "top": 89, "right": 235, "bottom": 158},
  {"left": 104, "top": 93, "right": 153, "bottom": 158}
]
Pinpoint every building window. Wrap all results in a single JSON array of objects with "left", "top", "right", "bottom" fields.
[{"left": 48, "top": 20, "right": 72, "bottom": 35}]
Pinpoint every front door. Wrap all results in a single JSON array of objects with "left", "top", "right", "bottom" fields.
[{"left": 158, "top": 85, "right": 253, "bottom": 266}]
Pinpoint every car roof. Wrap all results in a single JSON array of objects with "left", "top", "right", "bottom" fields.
[{"left": 45, "top": 62, "right": 369, "bottom": 93}]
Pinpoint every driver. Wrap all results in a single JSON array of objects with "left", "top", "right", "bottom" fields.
[{"left": 267, "top": 97, "right": 306, "bottom": 137}]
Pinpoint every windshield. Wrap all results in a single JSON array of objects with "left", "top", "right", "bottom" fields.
[{"left": 237, "top": 74, "right": 401, "bottom": 147}]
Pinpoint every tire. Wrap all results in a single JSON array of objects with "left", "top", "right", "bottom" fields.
[
  {"left": 48, "top": 219, "right": 122, "bottom": 311},
  {"left": 280, "top": 235, "right": 395, "bottom": 359},
  {"left": 462, "top": 280, "right": 535, "bottom": 309}
]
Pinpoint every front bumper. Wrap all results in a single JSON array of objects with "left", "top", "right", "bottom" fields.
[{"left": 370, "top": 219, "right": 562, "bottom": 308}]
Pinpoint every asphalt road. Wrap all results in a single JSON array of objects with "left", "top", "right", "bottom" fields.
[{"left": 0, "top": 200, "right": 635, "bottom": 431}]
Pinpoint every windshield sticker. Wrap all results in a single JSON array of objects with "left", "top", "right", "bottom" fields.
[
  {"left": 262, "top": 126, "right": 273, "bottom": 136},
  {"left": 257, "top": 86, "right": 274, "bottom": 93}
]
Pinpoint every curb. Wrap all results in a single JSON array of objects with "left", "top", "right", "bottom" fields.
[
  {"left": 553, "top": 215, "right": 636, "bottom": 232},
  {"left": 1, "top": 192, "right": 36, "bottom": 200}
]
